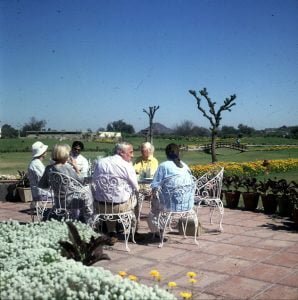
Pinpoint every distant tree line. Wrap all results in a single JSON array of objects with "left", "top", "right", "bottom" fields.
[
  {"left": 1, "top": 117, "right": 298, "bottom": 139},
  {"left": 173, "top": 121, "right": 298, "bottom": 139}
]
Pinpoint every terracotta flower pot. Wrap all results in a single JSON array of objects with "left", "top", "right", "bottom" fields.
[
  {"left": 242, "top": 192, "right": 259, "bottom": 211},
  {"left": 292, "top": 207, "right": 298, "bottom": 228},
  {"left": 278, "top": 196, "right": 292, "bottom": 217},
  {"left": 261, "top": 194, "right": 278, "bottom": 214},
  {"left": 17, "top": 187, "right": 32, "bottom": 203},
  {"left": 224, "top": 191, "right": 241, "bottom": 209}
]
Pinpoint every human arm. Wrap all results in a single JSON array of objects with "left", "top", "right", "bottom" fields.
[
  {"left": 127, "top": 163, "right": 139, "bottom": 192},
  {"left": 68, "top": 158, "right": 81, "bottom": 175},
  {"left": 150, "top": 164, "right": 165, "bottom": 190}
]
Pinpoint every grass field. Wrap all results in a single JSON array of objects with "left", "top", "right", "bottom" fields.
[{"left": 1, "top": 137, "right": 297, "bottom": 181}]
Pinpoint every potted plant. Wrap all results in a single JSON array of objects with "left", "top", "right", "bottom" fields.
[
  {"left": 0, "top": 175, "right": 19, "bottom": 202},
  {"left": 277, "top": 179, "right": 296, "bottom": 218},
  {"left": 288, "top": 182, "right": 298, "bottom": 226},
  {"left": 241, "top": 177, "right": 259, "bottom": 211},
  {"left": 16, "top": 171, "right": 32, "bottom": 203},
  {"left": 258, "top": 179, "right": 278, "bottom": 214},
  {"left": 224, "top": 175, "right": 241, "bottom": 209},
  {"left": 276, "top": 179, "right": 291, "bottom": 217}
]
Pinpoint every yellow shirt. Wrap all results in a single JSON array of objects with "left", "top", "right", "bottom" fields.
[{"left": 133, "top": 155, "right": 159, "bottom": 178}]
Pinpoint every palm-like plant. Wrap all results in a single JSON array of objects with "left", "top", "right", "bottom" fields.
[
  {"left": 242, "top": 177, "right": 259, "bottom": 193},
  {"left": 222, "top": 176, "right": 234, "bottom": 191},
  {"left": 17, "top": 170, "right": 30, "bottom": 187},
  {"left": 59, "top": 222, "right": 111, "bottom": 266}
]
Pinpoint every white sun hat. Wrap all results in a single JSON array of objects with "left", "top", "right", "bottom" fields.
[{"left": 32, "top": 141, "right": 48, "bottom": 158}]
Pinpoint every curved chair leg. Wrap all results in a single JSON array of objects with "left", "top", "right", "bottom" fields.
[
  {"left": 30, "top": 201, "right": 36, "bottom": 222},
  {"left": 208, "top": 200, "right": 224, "bottom": 232},
  {"left": 36, "top": 202, "right": 43, "bottom": 222},
  {"left": 158, "top": 213, "right": 172, "bottom": 248},
  {"left": 118, "top": 213, "right": 135, "bottom": 252},
  {"left": 180, "top": 216, "right": 188, "bottom": 238},
  {"left": 130, "top": 213, "right": 136, "bottom": 244},
  {"left": 218, "top": 200, "right": 224, "bottom": 232},
  {"left": 137, "top": 193, "right": 144, "bottom": 221},
  {"left": 209, "top": 206, "right": 215, "bottom": 225},
  {"left": 189, "top": 210, "right": 199, "bottom": 246}
]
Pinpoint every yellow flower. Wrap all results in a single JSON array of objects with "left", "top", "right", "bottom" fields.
[
  {"left": 189, "top": 278, "right": 197, "bottom": 284},
  {"left": 187, "top": 271, "right": 197, "bottom": 278},
  {"left": 118, "top": 271, "right": 127, "bottom": 277},
  {"left": 150, "top": 269, "right": 160, "bottom": 278},
  {"left": 180, "top": 291, "right": 192, "bottom": 299},
  {"left": 168, "top": 281, "right": 177, "bottom": 288},
  {"left": 128, "top": 275, "right": 138, "bottom": 281}
]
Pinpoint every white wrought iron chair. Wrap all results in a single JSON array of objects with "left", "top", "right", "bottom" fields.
[
  {"left": 48, "top": 171, "right": 90, "bottom": 221},
  {"left": 91, "top": 174, "right": 137, "bottom": 252},
  {"left": 194, "top": 167, "right": 224, "bottom": 231},
  {"left": 137, "top": 178, "right": 153, "bottom": 221},
  {"left": 30, "top": 189, "right": 53, "bottom": 222},
  {"left": 28, "top": 172, "right": 53, "bottom": 222},
  {"left": 155, "top": 174, "right": 199, "bottom": 248}
]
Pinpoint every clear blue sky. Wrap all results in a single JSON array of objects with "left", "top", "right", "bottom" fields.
[{"left": 1, "top": 0, "right": 297, "bottom": 132}]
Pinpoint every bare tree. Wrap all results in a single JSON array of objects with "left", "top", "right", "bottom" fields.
[
  {"left": 189, "top": 88, "right": 236, "bottom": 163},
  {"left": 143, "top": 106, "right": 160, "bottom": 144}
]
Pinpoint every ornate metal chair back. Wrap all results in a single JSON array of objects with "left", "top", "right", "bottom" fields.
[
  {"left": 194, "top": 167, "right": 224, "bottom": 231},
  {"left": 158, "top": 175, "right": 196, "bottom": 212},
  {"left": 155, "top": 174, "right": 199, "bottom": 248},
  {"left": 92, "top": 174, "right": 135, "bottom": 213},
  {"left": 48, "top": 171, "right": 87, "bottom": 220},
  {"left": 91, "top": 174, "right": 137, "bottom": 252},
  {"left": 28, "top": 170, "right": 53, "bottom": 222},
  {"left": 195, "top": 167, "right": 224, "bottom": 201}
]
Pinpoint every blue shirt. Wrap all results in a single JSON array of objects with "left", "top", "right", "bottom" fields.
[{"left": 151, "top": 160, "right": 195, "bottom": 211}]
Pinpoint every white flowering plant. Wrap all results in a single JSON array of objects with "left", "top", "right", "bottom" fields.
[
  {"left": 0, "top": 174, "right": 18, "bottom": 180},
  {"left": 0, "top": 220, "right": 176, "bottom": 300}
]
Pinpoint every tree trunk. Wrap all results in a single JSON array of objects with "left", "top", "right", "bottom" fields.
[
  {"left": 211, "top": 132, "right": 217, "bottom": 163},
  {"left": 148, "top": 119, "right": 153, "bottom": 144}
]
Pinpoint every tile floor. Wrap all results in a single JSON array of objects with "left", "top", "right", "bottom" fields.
[{"left": 1, "top": 200, "right": 297, "bottom": 299}]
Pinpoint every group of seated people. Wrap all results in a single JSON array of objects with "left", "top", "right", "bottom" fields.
[{"left": 27, "top": 140, "right": 195, "bottom": 243}]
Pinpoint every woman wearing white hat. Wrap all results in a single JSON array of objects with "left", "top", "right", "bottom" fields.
[{"left": 28, "top": 141, "right": 52, "bottom": 202}]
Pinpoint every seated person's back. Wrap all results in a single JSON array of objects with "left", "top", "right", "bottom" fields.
[
  {"left": 91, "top": 142, "right": 139, "bottom": 238},
  {"left": 92, "top": 155, "right": 137, "bottom": 204},
  {"left": 157, "top": 172, "right": 195, "bottom": 212},
  {"left": 39, "top": 144, "right": 93, "bottom": 222},
  {"left": 147, "top": 143, "right": 195, "bottom": 233}
]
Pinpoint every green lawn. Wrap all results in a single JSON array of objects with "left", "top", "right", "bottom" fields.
[{"left": 1, "top": 137, "right": 297, "bottom": 179}]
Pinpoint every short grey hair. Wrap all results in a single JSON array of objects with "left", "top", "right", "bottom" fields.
[{"left": 114, "top": 141, "right": 133, "bottom": 155}]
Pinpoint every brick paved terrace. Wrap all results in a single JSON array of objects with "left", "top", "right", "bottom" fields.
[{"left": 1, "top": 200, "right": 297, "bottom": 299}]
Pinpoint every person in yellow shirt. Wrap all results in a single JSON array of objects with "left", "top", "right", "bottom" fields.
[
  {"left": 133, "top": 142, "right": 159, "bottom": 233},
  {"left": 134, "top": 142, "right": 159, "bottom": 179}
]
